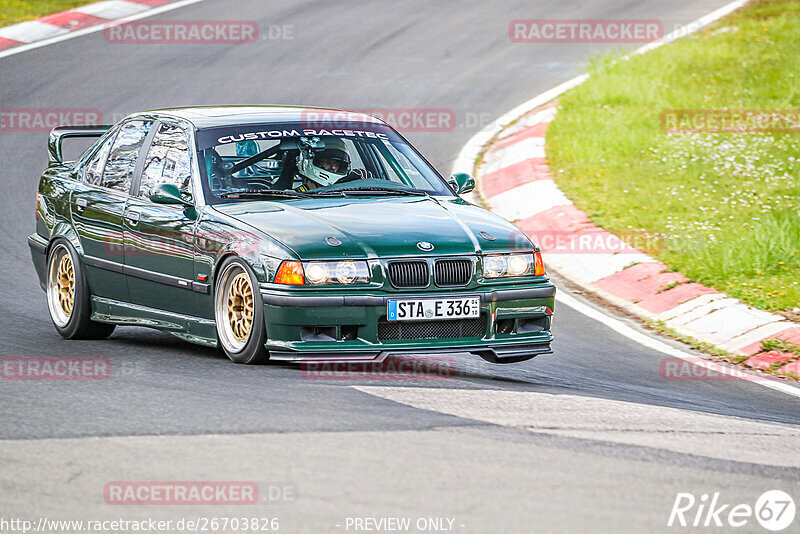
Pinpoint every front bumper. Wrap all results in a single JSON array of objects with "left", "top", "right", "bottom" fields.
[{"left": 260, "top": 283, "right": 555, "bottom": 363}]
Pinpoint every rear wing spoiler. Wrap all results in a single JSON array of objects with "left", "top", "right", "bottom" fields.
[{"left": 48, "top": 125, "right": 113, "bottom": 164}]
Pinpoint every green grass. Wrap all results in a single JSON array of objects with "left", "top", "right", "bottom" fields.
[
  {"left": 761, "top": 338, "right": 800, "bottom": 357},
  {"left": 0, "top": 0, "right": 104, "bottom": 27},
  {"left": 546, "top": 0, "right": 800, "bottom": 312}
]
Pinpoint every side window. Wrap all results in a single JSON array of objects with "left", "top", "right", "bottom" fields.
[
  {"left": 383, "top": 140, "right": 422, "bottom": 178},
  {"left": 371, "top": 144, "right": 407, "bottom": 185},
  {"left": 102, "top": 120, "right": 153, "bottom": 193},
  {"left": 342, "top": 139, "right": 365, "bottom": 170},
  {"left": 139, "top": 123, "right": 193, "bottom": 199},
  {"left": 84, "top": 132, "right": 116, "bottom": 186}
]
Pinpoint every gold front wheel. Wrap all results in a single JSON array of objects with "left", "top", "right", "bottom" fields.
[
  {"left": 215, "top": 262, "right": 257, "bottom": 354},
  {"left": 227, "top": 272, "right": 254, "bottom": 344}
]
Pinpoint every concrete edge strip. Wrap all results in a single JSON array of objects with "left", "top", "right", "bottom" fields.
[
  {"left": 0, "top": 0, "right": 207, "bottom": 60},
  {"left": 452, "top": 0, "right": 800, "bottom": 392}
]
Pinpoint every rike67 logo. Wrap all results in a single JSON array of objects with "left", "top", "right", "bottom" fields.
[{"left": 669, "top": 490, "right": 796, "bottom": 531}]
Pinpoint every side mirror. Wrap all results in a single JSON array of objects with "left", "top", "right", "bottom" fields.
[
  {"left": 448, "top": 172, "right": 475, "bottom": 194},
  {"left": 149, "top": 183, "right": 192, "bottom": 206}
]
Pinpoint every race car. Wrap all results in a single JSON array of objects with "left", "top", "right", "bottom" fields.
[{"left": 28, "top": 106, "right": 555, "bottom": 364}]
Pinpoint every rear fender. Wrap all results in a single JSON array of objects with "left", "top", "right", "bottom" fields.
[{"left": 49, "top": 222, "right": 83, "bottom": 257}]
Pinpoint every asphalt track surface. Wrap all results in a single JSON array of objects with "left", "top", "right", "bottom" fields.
[{"left": 1, "top": 1, "right": 799, "bottom": 532}]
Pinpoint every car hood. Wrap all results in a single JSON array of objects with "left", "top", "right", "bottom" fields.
[{"left": 213, "top": 196, "right": 533, "bottom": 260}]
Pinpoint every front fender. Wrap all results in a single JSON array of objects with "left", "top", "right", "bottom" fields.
[{"left": 197, "top": 207, "right": 296, "bottom": 287}]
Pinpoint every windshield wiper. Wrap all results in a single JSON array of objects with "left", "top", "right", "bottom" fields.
[
  {"left": 219, "top": 189, "right": 309, "bottom": 199},
  {"left": 314, "top": 187, "right": 428, "bottom": 197},
  {"left": 220, "top": 187, "right": 430, "bottom": 199}
]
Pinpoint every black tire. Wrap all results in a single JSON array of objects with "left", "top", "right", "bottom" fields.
[
  {"left": 214, "top": 256, "right": 269, "bottom": 364},
  {"left": 46, "top": 239, "right": 116, "bottom": 340}
]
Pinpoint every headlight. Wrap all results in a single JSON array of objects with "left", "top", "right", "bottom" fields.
[
  {"left": 307, "top": 260, "right": 370, "bottom": 285},
  {"left": 334, "top": 261, "right": 360, "bottom": 284},
  {"left": 482, "top": 253, "right": 534, "bottom": 278},
  {"left": 506, "top": 254, "right": 531, "bottom": 276},
  {"left": 483, "top": 255, "right": 508, "bottom": 278},
  {"left": 275, "top": 260, "right": 371, "bottom": 286},
  {"left": 305, "top": 262, "right": 329, "bottom": 284}
]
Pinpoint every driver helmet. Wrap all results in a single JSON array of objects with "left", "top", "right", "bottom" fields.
[{"left": 297, "top": 136, "right": 351, "bottom": 187}]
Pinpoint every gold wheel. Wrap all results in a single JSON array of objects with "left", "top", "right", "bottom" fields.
[
  {"left": 214, "top": 260, "right": 268, "bottom": 363},
  {"left": 47, "top": 244, "right": 76, "bottom": 328},
  {"left": 56, "top": 253, "right": 75, "bottom": 317},
  {"left": 226, "top": 272, "right": 254, "bottom": 343}
]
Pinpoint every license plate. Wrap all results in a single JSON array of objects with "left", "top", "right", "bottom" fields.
[{"left": 387, "top": 297, "right": 480, "bottom": 321}]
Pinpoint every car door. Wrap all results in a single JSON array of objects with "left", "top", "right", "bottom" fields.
[
  {"left": 71, "top": 119, "right": 153, "bottom": 302},
  {"left": 123, "top": 121, "right": 200, "bottom": 316}
]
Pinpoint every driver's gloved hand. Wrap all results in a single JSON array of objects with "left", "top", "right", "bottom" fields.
[{"left": 342, "top": 169, "right": 373, "bottom": 181}]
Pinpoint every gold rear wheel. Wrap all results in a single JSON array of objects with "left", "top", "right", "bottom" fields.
[{"left": 47, "top": 244, "right": 75, "bottom": 327}]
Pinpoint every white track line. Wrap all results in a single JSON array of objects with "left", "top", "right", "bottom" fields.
[
  {"left": 0, "top": 0, "right": 208, "bottom": 60},
  {"left": 454, "top": 0, "right": 800, "bottom": 399}
]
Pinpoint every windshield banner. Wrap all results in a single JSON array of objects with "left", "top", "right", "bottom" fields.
[{"left": 196, "top": 122, "right": 399, "bottom": 150}]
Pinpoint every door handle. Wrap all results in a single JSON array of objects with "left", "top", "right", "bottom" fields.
[
  {"left": 126, "top": 211, "right": 140, "bottom": 225},
  {"left": 75, "top": 198, "right": 87, "bottom": 211}
]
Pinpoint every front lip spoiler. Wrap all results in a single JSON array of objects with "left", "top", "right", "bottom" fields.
[
  {"left": 259, "top": 286, "right": 556, "bottom": 307},
  {"left": 268, "top": 342, "right": 552, "bottom": 364}
]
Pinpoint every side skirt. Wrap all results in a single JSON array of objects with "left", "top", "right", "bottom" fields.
[{"left": 91, "top": 296, "right": 218, "bottom": 348}]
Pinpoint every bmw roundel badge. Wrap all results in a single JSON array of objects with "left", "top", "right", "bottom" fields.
[{"left": 417, "top": 241, "right": 434, "bottom": 251}]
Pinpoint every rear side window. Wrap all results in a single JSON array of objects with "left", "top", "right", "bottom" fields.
[
  {"left": 101, "top": 120, "right": 153, "bottom": 193},
  {"left": 84, "top": 132, "right": 116, "bottom": 186},
  {"left": 139, "top": 123, "right": 192, "bottom": 199}
]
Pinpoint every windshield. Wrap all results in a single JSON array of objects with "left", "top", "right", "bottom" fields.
[{"left": 196, "top": 122, "right": 453, "bottom": 203}]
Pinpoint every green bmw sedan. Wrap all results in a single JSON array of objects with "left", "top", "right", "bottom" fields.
[{"left": 29, "top": 106, "right": 555, "bottom": 364}]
